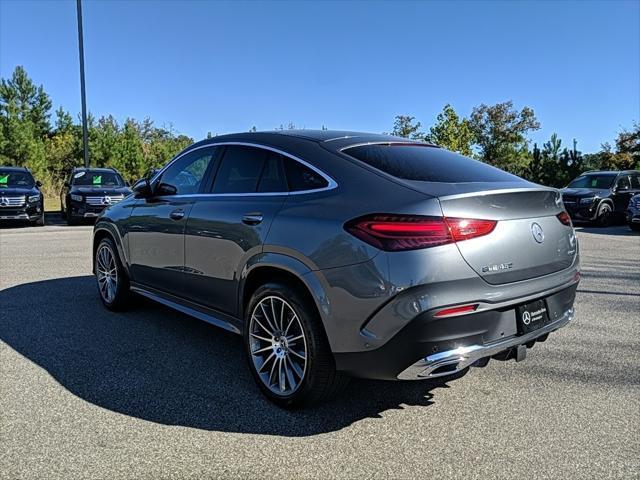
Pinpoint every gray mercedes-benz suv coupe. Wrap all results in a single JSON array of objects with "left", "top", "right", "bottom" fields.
[{"left": 93, "top": 130, "right": 579, "bottom": 407}]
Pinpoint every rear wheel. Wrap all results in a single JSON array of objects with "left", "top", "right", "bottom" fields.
[
  {"left": 595, "top": 203, "right": 612, "bottom": 227},
  {"left": 95, "top": 237, "right": 131, "bottom": 310},
  {"left": 244, "top": 282, "right": 349, "bottom": 408}
]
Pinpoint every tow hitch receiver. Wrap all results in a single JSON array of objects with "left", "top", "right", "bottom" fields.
[{"left": 515, "top": 345, "right": 527, "bottom": 362}]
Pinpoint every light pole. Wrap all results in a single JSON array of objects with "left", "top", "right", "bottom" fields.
[{"left": 76, "top": 0, "right": 89, "bottom": 168}]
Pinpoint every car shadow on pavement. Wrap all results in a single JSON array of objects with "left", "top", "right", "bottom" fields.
[{"left": 0, "top": 275, "right": 459, "bottom": 437}]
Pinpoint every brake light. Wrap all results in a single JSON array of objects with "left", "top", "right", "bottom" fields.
[
  {"left": 344, "top": 214, "right": 497, "bottom": 251},
  {"left": 557, "top": 211, "right": 572, "bottom": 226},
  {"left": 434, "top": 304, "right": 479, "bottom": 318}
]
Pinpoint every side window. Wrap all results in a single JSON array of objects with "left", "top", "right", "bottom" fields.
[
  {"left": 212, "top": 146, "right": 268, "bottom": 193},
  {"left": 617, "top": 176, "right": 630, "bottom": 190},
  {"left": 630, "top": 175, "right": 640, "bottom": 189},
  {"left": 284, "top": 157, "right": 329, "bottom": 191},
  {"left": 159, "top": 147, "right": 216, "bottom": 195},
  {"left": 257, "top": 153, "right": 288, "bottom": 192}
]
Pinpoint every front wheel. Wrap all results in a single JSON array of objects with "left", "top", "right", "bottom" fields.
[
  {"left": 95, "top": 237, "right": 131, "bottom": 310},
  {"left": 244, "top": 282, "right": 349, "bottom": 408},
  {"left": 595, "top": 203, "right": 612, "bottom": 227}
]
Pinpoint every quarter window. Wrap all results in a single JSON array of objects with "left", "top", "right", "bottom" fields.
[{"left": 284, "top": 157, "right": 329, "bottom": 191}]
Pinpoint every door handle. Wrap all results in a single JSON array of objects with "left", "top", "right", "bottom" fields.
[
  {"left": 169, "top": 209, "right": 185, "bottom": 220},
  {"left": 242, "top": 213, "right": 263, "bottom": 225}
]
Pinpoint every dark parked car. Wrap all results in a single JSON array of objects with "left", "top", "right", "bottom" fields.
[
  {"left": 561, "top": 170, "right": 640, "bottom": 226},
  {"left": 627, "top": 194, "right": 640, "bottom": 232},
  {"left": 93, "top": 130, "right": 579, "bottom": 407},
  {"left": 61, "top": 167, "right": 132, "bottom": 225},
  {"left": 0, "top": 166, "right": 44, "bottom": 226}
]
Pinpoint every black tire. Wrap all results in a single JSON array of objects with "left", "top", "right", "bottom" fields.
[
  {"left": 629, "top": 222, "right": 640, "bottom": 232},
  {"left": 67, "top": 214, "right": 78, "bottom": 226},
  {"left": 95, "top": 237, "right": 132, "bottom": 311},
  {"left": 595, "top": 202, "right": 612, "bottom": 227},
  {"left": 244, "top": 282, "right": 349, "bottom": 408}
]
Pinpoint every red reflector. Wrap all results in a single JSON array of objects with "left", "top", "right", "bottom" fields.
[
  {"left": 345, "top": 214, "right": 497, "bottom": 252},
  {"left": 434, "top": 304, "right": 479, "bottom": 318},
  {"left": 557, "top": 211, "right": 572, "bottom": 226}
]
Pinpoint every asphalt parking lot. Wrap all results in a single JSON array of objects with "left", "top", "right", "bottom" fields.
[{"left": 1, "top": 216, "right": 639, "bottom": 479}]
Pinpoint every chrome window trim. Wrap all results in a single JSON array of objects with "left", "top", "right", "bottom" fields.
[{"left": 150, "top": 141, "right": 338, "bottom": 197}]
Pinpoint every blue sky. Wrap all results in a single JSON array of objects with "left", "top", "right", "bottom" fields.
[{"left": 1, "top": 0, "right": 638, "bottom": 152}]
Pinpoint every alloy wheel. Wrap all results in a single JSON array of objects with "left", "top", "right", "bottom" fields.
[
  {"left": 96, "top": 244, "right": 118, "bottom": 303},
  {"left": 249, "top": 295, "right": 308, "bottom": 396}
]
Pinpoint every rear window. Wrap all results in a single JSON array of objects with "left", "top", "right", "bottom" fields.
[{"left": 343, "top": 144, "right": 519, "bottom": 183}]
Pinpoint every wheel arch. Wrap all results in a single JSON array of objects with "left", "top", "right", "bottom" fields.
[
  {"left": 92, "top": 222, "right": 129, "bottom": 276},
  {"left": 239, "top": 253, "right": 330, "bottom": 333}
]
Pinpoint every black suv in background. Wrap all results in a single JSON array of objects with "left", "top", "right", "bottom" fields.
[
  {"left": 561, "top": 170, "right": 640, "bottom": 226},
  {"left": 61, "top": 167, "right": 132, "bottom": 225},
  {"left": 627, "top": 194, "right": 640, "bottom": 232},
  {"left": 0, "top": 166, "right": 45, "bottom": 226}
]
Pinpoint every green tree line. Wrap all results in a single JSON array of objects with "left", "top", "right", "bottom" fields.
[{"left": 1, "top": 66, "right": 638, "bottom": 199}]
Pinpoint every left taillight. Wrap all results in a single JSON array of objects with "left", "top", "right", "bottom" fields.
[
  {"left": 344, "top": 214, "right": 497, "bottom": 252},
  {"left": 557, "top": 211, "right": 572, "bottom": 226}
]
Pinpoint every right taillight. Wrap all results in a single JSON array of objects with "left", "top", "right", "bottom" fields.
[
  {"left": 344, "top": 214, "right": 497, "bottom": 252},
  {"left": 557, "top": 211, "right": 572, "bottom": 226}
]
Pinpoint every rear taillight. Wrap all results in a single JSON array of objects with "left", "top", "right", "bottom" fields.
[
  {"left": 557, "top": 211, "right": 572, "bottom": 226},
  {"left": 344, "top": 214, "right": 497, "bottom": 251}
]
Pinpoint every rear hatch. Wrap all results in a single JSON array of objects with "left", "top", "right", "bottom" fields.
[
  {"left": 339, "top": 143, "right": 577, "bottom": 285},
  {"left": 437, "top": 188, "right": 577, "bottom": 284}
]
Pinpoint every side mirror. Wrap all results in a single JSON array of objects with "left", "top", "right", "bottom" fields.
[
  {"left": 132, "top": 179, "right": 152, "bottom": 198},
  {"left": 36, "top": 180, "right": 43, "bottom": 188},
  {"left": 156, "top": 182, "right": 177, "bottom": 196}
]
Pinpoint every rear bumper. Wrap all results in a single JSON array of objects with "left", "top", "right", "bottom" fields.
[
  {"left": 334, "top": 283, "right": 578, "bottom": 380},
  {"left": 397, "top": 307, "right": 573, "bottom": 379}
]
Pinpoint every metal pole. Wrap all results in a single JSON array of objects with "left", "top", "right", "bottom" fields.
[{"left": 76, "top": 0, "right": 89, "bottom": 168}]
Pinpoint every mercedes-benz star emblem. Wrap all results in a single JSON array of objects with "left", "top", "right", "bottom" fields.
[
  {"left": 0, "top": 197, "right": 8, "bottom": 207},
  {"left": 522, "top": 311, "right": 531, "bottom": 325},
  {"left": 531, "top": 222, "right": 545, "bottom": 244},
  {"left": 102, "top": 196, "right": 111, "bottom": 205}
]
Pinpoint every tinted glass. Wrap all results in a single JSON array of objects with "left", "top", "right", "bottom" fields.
[
  {"left": 213, "top": 146, "right": 268, "bottom": 193},
  {"left": 567, "top": 174, "right": 615, "bottom": 189},
  {"left": 257, "top": 153, "right": 288, "bottom": 192},
  {"left": 344, "top": 144, "right": 518, "bottom": 182},
  {"left": 0, "top": 170, "right": 35, "bottom": 188},
  {"left": 617, "top": 176, "right": 630, "bottom": 189},
  {"left": 284, "top": 157, "right": 329, "bottom": 191},
  {"left": 72, "top": 170, "right": 124, "bottom": 187},
  {"left": 630, "top": 175, "right": 640, "bottom": 189},
  {"left": 160, "top": 148, "right": 215, "bottom": 194}
]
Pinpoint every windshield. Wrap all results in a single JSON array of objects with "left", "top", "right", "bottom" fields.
[
  {"left": 567, "top": 175, "right": 615, "bottom": 189},
  {"left": 0, "top": 169, "right": 35, "bottom": 188},
  {"left": 72, "top": 170, "right": 124, "bottom": 187}
]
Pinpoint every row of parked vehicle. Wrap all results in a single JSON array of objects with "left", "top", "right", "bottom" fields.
[
  {"left": 2, "top": 163, "right": 638, "bottom": 230},
  {"left": 0, "top": 166, "right": 133, "bottom": 226}
]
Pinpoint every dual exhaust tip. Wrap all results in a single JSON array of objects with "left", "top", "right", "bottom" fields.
[{"left": 425, "top": 333, "right": 549, "bottom": 378}]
